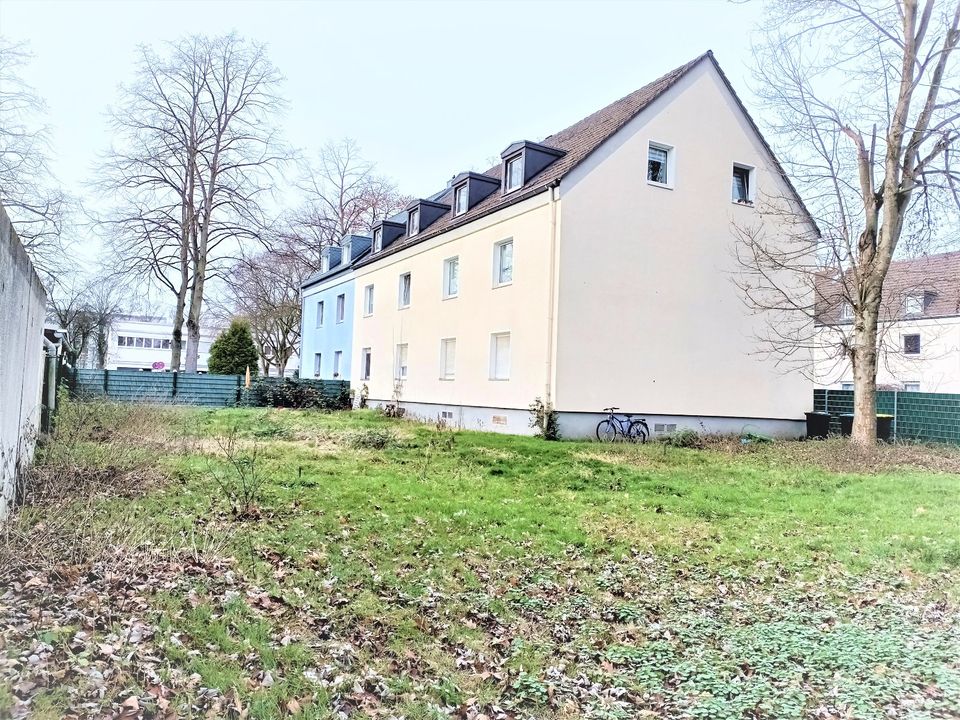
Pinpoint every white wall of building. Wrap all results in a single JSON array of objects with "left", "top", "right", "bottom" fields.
[{"left": 104, "top": 316, "right": 218, "bottom": 372}]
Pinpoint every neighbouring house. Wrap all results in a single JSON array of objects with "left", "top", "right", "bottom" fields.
[
  {"left": 814, "top": 250, "right": 960, "bottom": 393},
  {"left": 300, "top": 235, "right": 373, "bottom": 381},
  {"left": 80, "top": 314, "right": 220, "bottom": 372},
  {"left": 302, "top": 51, "right": 816, "bottom": 437}
]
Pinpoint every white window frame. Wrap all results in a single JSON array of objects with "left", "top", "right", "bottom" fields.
[
  {"left": 504, "top": 154, "right": 524, "bottom": 192},
  {"left": 840, "top": 302, "right": 853, "bottom": 321},
  {"left": 440, "top": 337, "right": 456, "bottom": 380},
  {"left": 313, "top": 352, "right": 322, "bottom": 378},
  {"left": 489, "top": 332, "right": 511, "bottom": 380},
  {"left": 732, "top": 163, "right": 755, "bottom": 204},
  {"left": 398, "top": 272, "right": 412, "bottom": 308},
  {"left": 373, "top": 227, "right": 383, "bottom": 252},
  {"left": 333, "top": 350, "right": 343, "bottom": 378},
  {"left": 453, "top": 184, "right": 468, "bottom": 216},
  {"left": 443, "top": 256, "right": 460, "bottom": 299},
  {"left": 316, "top": 300, "right": 325, "bottom": 328},
  {"left": 342, "top": 242, "right": 351, "bottom": 264},
  {"left": 840, "top": 382, "right": 854, "bottom": 391},
  {"left": 363, "top": 284, "right": 374, "bottom": 316},
  {"left": 493, "top": 239, "right": 514, "bottom": 287},
  {"left": 647, "top": 141, "right": 674, "bottom": 189},
  {"left": 395, "top": 343, "right": 408, "bottom": 380},
  {"left": 360, "top": 347, "right": 372, "bottom": 381},
  {"left": 903, "top": 381, "right": 921, "bottom": 392},
  {"left": 904, "top": 294, "right": 925, "bottom": 316},
  {"left": 408, "top": 207, "right": 420, "bottom": 236},
  {"left": 336, "top": 293, "right": 345, "bottom": 323}
]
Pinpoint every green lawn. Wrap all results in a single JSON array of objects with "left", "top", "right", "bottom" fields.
[{"left": 2, "top": 404, "right": 959, "bottom": 719}]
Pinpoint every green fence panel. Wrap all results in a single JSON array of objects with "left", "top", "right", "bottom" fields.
[{"left": 814, "top": 388, "right": 960, "bottom": 443}]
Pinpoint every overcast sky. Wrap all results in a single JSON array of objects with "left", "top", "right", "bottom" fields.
[{"left": 2, "top": 0, "right": 767, "bottom": 260}]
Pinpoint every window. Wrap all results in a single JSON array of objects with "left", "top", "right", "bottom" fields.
[
  {"left": 373, "top": 227, "right": 383, "bottom": 252},
  {"left": 333, "top": 350, "right": 343, "bottom": 377},
  {"left": 342, "top": 243, "right": 351, "bottom": 263},
  {"left": 395, "top": 343, "right": 408, "bottom": 379},
  {"left": 440, "top": 338, "right": 456, "bottom": 380},
  {"left": 398, "top": 272, "right": 411, "bottom": 308},
  {"left": 135, "top": 337, "right": 144, "bottom": 348},
  {"left": 494, "top": 239, "right": 513, "bottom": 286},
  {"left": 490, "top": 332, "right": 511, "bottom": 380},
  {"left": 162, "top": 339, "right": 171, "bottom": 349},
  {"left": 361, "top": 348, "right": 372, "bottom": 380},
  {"left": 443, "top": 256, "right": 459, "bottom": 298},
  {"left": 903, "top": 334, "right": 921, "bottom": 355},
  {"left": 903, "top": 382, "right": 921, "bottom": 392},
  {"left": 316, "top": 300, "right": 325, "bottom": 327},
  {"left": 647, "top": 143, "right": 671, "bottom": 185},
  {"left": 153, "top": 338, "right": 162, "bottom": 348},
  {"left": 732, "top": 164, "right": 753, "bottom": 203},
  {"left": 904, "top": 294, "right": 925, "bottom": 316},
  {"left": 453, "top": 184, "right": 468, "bottom": 215},
  {"left": 841, "top": 382, "right": 854, "bottom": 391},
  {"left": 336, "top": 293, "right": 345, "bottom": 323},
  {"left": 118, "top": 336, "right": 126, "bottom": 347},
  {"left": 840, "top": 302, "right": 853, "bottom": 321},
  {"left": 505, "top": 155, "right": 523, "bottom": 192},
  {"left": 408, "top": 207, "right": 420, "bottom": 236},
  {"left": 363, "top": 284, "right": 374, "bottom": 316},
  {"left": 313, "top": 353, "right": 322, "bottom": 377}
]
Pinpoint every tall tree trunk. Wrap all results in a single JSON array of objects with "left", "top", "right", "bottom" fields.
[
  {"left": 851, "top": 309, "right": 879, "bottom": 443},
  {"left": 184, "top": 261, "right": 205, "bottom": 373}
]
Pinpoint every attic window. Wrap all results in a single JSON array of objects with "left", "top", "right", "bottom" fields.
[
  {"left": 342, "top": 243, "right": 351, "bottom": 263},
  {"left": 453, "top": 184, "right": 468, "bottom": 216},
  {"left": 408, "top": 208, "right": 420, "bottom": 236},
  {"left": 904, "top": 293, "right": 925, "bottom": 316},
  {"left": 732, "top": 164, "right": 754, "bottom": 204},
  {"left": 647, "top": 143, "right": 672, "bottom": 186},
  {"left": 505, "top": 155, "right": 524, "bottom": 192},
  {"left": 373, "top": 227, "right": 382, "bottom": 252}
]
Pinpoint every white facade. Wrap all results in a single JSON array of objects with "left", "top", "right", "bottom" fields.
[{"left": 98, "top": 315, "right": 218, "bottom": 372}]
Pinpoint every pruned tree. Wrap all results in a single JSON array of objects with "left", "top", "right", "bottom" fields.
[
  {"left": 99, "top": 33, "right": 287, "bottom": 373},
  {"left": 283, "top": 138, "right": 408, "bottom": 271},
  {"left": 735, "top": 0, "right": 960, "bottom": 443},
  {"left": 45, "top": 274, "right": 125, "bottom": 367},
  {"left": 0, "top": 38, "right": 68, "bottom": 276},
  {"left": 224, "top": 247, "right": 305, "bottom": 376}
]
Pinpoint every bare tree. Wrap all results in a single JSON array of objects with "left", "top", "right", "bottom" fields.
[
  {"left": 46, "top": 274, "right": 127, "bottom": 368},
  {"left": 735, "top": 0, "right": 960, "bottom": 443},
  {"left": 283, "top": 138, "right": 408, "bottom": 271},
  {"left": 0, "top": 38, "right": 68, "bottom": 276},
  {"left": 99, "top": 34, "right": 287, "bottom": 372}
]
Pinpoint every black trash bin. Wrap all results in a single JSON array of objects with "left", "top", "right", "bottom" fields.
[
  {"left": 805, "top": 411, "right": 830, "bottom": 439},
  {"left": 876, "top": 414, "right": 894, "bottom": 442},
  {"left": 839, "top": 414, "right": 854, "bottom": 437}
]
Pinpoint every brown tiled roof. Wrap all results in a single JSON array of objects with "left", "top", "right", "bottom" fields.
[
  {"left": 354, "top": 51, "right": 713, "bottom": 267},
  {"left": 816, "top": 250, "right": 960, "bottom": 324}
]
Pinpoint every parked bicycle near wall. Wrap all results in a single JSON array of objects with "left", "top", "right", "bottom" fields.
[{"left": 596, "top": 407, "right": 649, "bottom": 443}]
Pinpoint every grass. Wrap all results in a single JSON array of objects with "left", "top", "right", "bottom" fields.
[{"left": 2, "top": 403, "right": 959, "bottom": 719}]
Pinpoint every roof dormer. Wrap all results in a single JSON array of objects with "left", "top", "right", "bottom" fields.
[
  {"left": 341, "top": 234, "right": 372, "bottom": 265},
  {"left": 500, "top": 140, "right": 565, "bottom": 193},
  {"left": 371, "top": 219, "right": 405, "bottom": 253},
  {"left": 405, "top": 198, "right": 450, "bottom": 236},
  {"left": 449, "top": 172, "right": 500, "bottom": 217},
  {"left": 320, "top": 245, "right": 343, "bottom": 273}
]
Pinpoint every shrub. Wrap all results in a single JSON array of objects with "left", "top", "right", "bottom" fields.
[
  {"left": 528, "top": 397, "right": 560, "bottom": 440},
  {"left": 242, "top": 378, "right": 351, "bottom": 410},
  {"left": 658, "top": 428, "right": 704, "bottom": 449},
  {"left": 208, "top": 320, "right": 260, "bottom": 376},
  {"left": 346, "top": 428, "right": 396, "bottom": 450}
]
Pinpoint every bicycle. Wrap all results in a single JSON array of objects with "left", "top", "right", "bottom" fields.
[{"left": 596, "top": 407, "right": 649, "bottom": 443}]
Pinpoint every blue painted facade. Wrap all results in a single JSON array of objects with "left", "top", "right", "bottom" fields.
[{"left": 300, "top": 236, "right": 371, "bottom": 381}]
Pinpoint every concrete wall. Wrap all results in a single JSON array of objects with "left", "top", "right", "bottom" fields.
[
  {"left": 814, "top": 318, "right": 960, "bottom": 393},
  {"left": 0, "top": 204, "right": 47, "bottom": 519},
  {"left": 302, "top": 271, "right": 356, "bottom": 380},
  {"left": 555, "top": 60, "right": 813, "bottom": 421}
]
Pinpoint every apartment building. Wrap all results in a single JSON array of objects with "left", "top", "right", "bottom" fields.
[{"left": 304, "top": 51, "right": 816, "bottom": 437}]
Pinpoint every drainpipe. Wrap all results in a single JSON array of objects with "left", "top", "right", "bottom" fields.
[
  {"left": 42, "top": 336, "right": 59, "bottom": 433},
  {"left": 544, "top": 181, "right": 561, "bottom": 406}
]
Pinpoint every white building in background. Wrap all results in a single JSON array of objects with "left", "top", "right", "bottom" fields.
[{"left": 96, "top": 315, "right": 219, "bottom": 372}]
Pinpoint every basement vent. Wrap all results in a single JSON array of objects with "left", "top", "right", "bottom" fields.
[
  {"left": 654, "top": 423, "right": 677, "bottom": 433},
  {"left": 491, "top": 415, "right": 508, "bottom": 426},
  {"left": 440, "top": 410, "right": 454, "bottom": 420}
]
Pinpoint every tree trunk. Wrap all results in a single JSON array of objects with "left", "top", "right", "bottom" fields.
[
  {"left": 851, "top": 294, "right": 879, "bottom": 444},
  {"left": 184, "top": 266, "right": 204, "bottom": 373}
]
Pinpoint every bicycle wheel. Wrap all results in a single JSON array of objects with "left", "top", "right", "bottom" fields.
[
  {"left": 596, "top": 419, "right": 618, "bottom": 442},
  {"left": 628, "top": 420, "right": 648, "bottom": 444}
]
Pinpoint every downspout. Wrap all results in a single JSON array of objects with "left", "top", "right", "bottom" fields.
[
  {"left": 42, "top": 336, "right": 59, "bottom": 433},
  {"left": 544, "top": 181, "right": 560, "bottom": 406}
]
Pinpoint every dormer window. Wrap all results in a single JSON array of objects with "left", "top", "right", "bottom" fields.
[
  {"left": 408, "top": 208, "right": 420, "bottom": 236},
  {"left": 373, "top": 227, "right": 383, "bottom": 252},
  {"left": 321, "top": 253, "right": 329, "bottom": 273},
  {"left": 453, "top": 184, "right": 468, "bottom": 216},
  {"left": 505, "top": 155, "right": 524, "bottom": 192},
  {"left": 905, "top": 293, "right": 925, "bottom": 316},
  {"left": 342, "top": 242, "right": 351, "bottom": 263}
]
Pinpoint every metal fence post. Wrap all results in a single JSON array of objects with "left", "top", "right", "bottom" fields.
[
  {"left": 103, "top": 369, "right": 109, "bottom": 397},
  {"left": 172, "top": 371, "right": 178, "bottom": 401},
  {"left": 893, "top": 390, "right": 898, "bottom": 441}
]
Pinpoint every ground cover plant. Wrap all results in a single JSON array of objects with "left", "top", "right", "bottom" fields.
[{"left": 1, "top": 401, "right": 958, "bottom": 719}]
